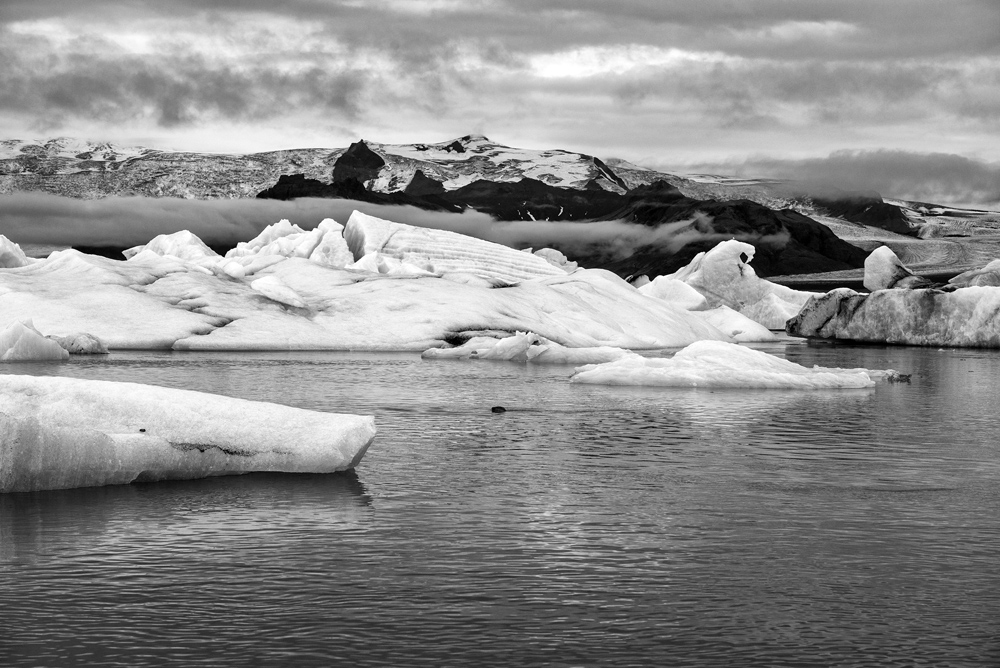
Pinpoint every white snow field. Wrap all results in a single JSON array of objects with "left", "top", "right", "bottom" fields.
[
  {"left": 569, "top": 340, "right": 885, "bottom": 389},
  {"left": 787, "top": 284, "right": 1000, "bottom": 347},
  {"left": 0, "top": 375, "right": 377, "bottom": 492},
  {"left": 421, "top": 331, "right": 637, "bottom": 364},
  {"left": 0, "top": 219, "right": 733, "bottom": 351},
  {"left": 645, "top": 240, "right": 817, "bottom": 330}
]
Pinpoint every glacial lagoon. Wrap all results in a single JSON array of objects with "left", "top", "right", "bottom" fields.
[{"left": 2, "top": 338, "right": 999, "bottom": 666}]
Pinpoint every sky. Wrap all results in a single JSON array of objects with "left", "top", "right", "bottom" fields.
[{"left": 1, "top": 0, "right": 999, "bottom": 205}]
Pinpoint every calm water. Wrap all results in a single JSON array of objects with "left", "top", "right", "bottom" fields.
[{"left": 2, "top": 339, "right": 999, "bottom": 667}]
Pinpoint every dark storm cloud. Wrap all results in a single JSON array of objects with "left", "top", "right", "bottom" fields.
[
  {"left": 702, "top": 151, "right": 1000, "bottom": 206},
  {"left": 4, "top": 0, "right": 998, "bottom": 60},
  {"left": 0, "top": 33, "right": 368, "bottom": 127}
]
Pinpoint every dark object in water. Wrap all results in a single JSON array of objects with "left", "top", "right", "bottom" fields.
[{"left": 491, "top": 406, "right": 506, "bottom": 413}]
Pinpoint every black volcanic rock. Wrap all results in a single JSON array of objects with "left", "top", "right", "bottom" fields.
[
  {"left": 331, "top": 141, "right": 385, "bottom": 185},
  {"left": 445, "top": 178, "right": 623, "bottom": 220},
  {"left": 257, "top": 173, "right": 461, "bottom": 212},
  {"left": 256, "top": 173, "right": 868, "bottom": 278},
  {"left": 404, "top": 170, "right": 446, "bottom": 196},
  {"left": 590, "top": 156, "right": 629, "bottom": 191},
  {"left": 589, "top": 190, "right": 869, "bottom": 277}
]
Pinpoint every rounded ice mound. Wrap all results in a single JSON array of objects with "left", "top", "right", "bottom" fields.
[
  {"left": 569, "top": 340, "right": 877, "bottom": 389},
  {"left": 124, "top": 230, "right": 220, "bottom": 263},
  {"left": 48, "top": 332, "right": 109, "bottom": 354},
  {"left": 638, "top": 276, "right": 708, "bottom": 311},
  {"left": 227, "top": 219, "right": 309, "bottom": 257},
  {"left": 532, "top": 248, "right": 578, "bottom": 273},
  {"left": 863, "top": 246, "right": 932, "bottom": 291},
  {"left": 250, "top": 275, "right": 307, "bottom": 308}
]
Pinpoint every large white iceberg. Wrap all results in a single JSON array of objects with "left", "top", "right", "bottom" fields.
[
  {"left": 0, "top": 240, "right": 731, "bottom": 350},
  {"left": 652, "top": 240, "right": 818, "bottom": 329},
  {"left": 343, "top": 210, "right": 566, "bottom": 282},
  {"left": 786, "top": 285, "right": 1000, "bottom": 347},
  {"left": 0, "top": 375, "right": 376, "bottom": 492},
  {"left": 569, "top": 340, "right": 882, "bottom": 389}
]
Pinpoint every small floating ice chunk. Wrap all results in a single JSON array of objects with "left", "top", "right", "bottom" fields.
[
  {"left": 0, "top": 375, "right": 377, "bottom": 493},
  {"left": 569, "top": 340, "right": 878, "bottom": 389},
  {"left": 422, "top": 331, "right": 638, "bottom": 364},
  {"left": 250, "top": 275, "right": 307, "bottom": 309},
  {"left": 0, "top": 320, "right": 69, "bottom": 361},
  {"left": 48, "top": 332, "right": 109, "bottom": 354}
]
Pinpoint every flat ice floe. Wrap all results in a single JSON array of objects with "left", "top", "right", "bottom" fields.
[
  {"left": 570, "top": 340, "right": 882, "bottom": 389},
  {"left": 0, "top": 221, "right": 732, "bottom": 350},
  {"left": 0, "top": 375, "right": 376, "bottom": 493}
]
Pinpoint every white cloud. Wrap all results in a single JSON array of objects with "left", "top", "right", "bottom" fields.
[{"left": 530, "top": 45, "right": 730, "bottom": 79}]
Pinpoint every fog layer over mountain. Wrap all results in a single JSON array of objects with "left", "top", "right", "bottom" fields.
[{"left": 0, "top": 193, "right": 759, "bottom": 260}]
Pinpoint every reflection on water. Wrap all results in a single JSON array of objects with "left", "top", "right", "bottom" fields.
[{"left": 2, "top": 339, "right": 1000, "bottom": 667}]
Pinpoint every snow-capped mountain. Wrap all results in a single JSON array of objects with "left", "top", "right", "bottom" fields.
[{"left": 0, "top": 135, "right": 661, "bottom": 200}]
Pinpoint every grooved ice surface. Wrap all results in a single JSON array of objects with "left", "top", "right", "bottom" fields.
[
  {"left": 0, "top": 375, "right": 376, "bottom": 492},
  {"left": 343, "top": 210, "right": 566, "bottom": 282},
  {"left": 569, "top": 340, "right": 878, "bottom": 389}
]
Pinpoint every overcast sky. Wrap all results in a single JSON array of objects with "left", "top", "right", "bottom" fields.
[{"left": 1, "top": 0, "right": 998, "bottom": 204}]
